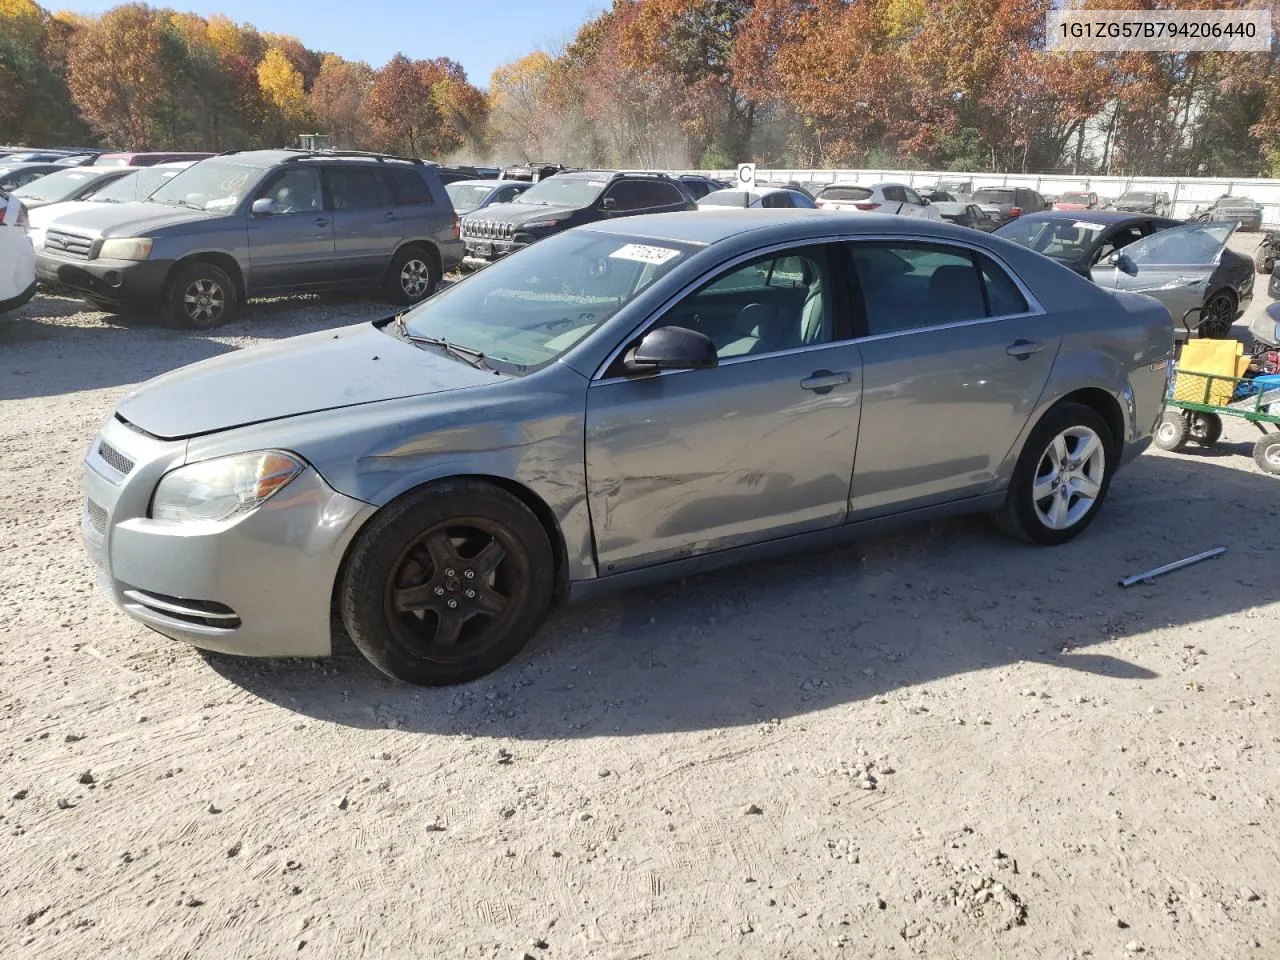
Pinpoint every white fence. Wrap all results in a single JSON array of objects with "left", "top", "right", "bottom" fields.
[{"left": 673, "top": 168, "right": 1280, "bottom": 227}]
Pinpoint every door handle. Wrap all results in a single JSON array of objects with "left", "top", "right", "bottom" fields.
[
  {"left": 801, "top": 370, "right": 851, "bottom": 393},
  {"left": 313, "top": 217, "right": 329, "bottom": 226},
  {"left": 384, "top": 211, "right": 397, "bottom": 220},
  {"left": 1006, "top": 339, "right": 1044, "bottom": 359}
]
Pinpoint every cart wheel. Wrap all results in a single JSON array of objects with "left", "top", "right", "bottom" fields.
[
  {"left": 1154, "top": 410, "right": 1189, "bottom": 451},
  {"left": 1253, "top": 433, "right": 1280, "bottom": 475},
  {"left": 1188, "top": 412, "right": 1223, "bottom": 447}
]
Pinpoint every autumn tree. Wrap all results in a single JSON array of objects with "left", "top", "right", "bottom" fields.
[
  {"left": 310, "top": 54, "right": 373, "bottom": 148},
  {"left": 258, "top": 44, "right": 311, "bottom": 145}
]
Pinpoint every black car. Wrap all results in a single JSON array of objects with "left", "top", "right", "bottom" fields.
[
  {"left": 1193, "top": 195, "right": 1264, "bottom": 232},
  {"left": 1105, "top": 190, "right": 1171, "bottom": 216},
  {"left": 676, "top": 174, "right": 728, "bottom": 199},
  {"left": 500, "top": 161, "right": 571, "bottom": 182},
  {"left": 994, "top": 211, "right": 1180, "bottom": 278},
  {"left": 460, "top": 170, "right": 696, "bottom": 268}
]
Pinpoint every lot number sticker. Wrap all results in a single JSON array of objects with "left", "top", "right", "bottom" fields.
[{"left": 609, "top": 243, "right": 681, "bottom": 265}]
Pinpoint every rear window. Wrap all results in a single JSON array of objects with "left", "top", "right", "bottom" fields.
[
  {"left": 818, "top": 186, "right": 872, "bottom": 201},
  {"left": 386, "top": 167, "right": 433, "bottom": 205},
  {"left": 1059, "top": 192, "right": 1092, "bottom": 203},
  {"left": 972, "top": 188, "right": 1016, "bottom": 203}
]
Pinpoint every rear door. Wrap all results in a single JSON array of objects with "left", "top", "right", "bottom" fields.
[
  {"left": 245, "top": 166, "right": 334, "bottom": 292},
  {"left": 323, "top": 165, "right": 400, "bottom": 282},
  {"left": 1092, "top": 221, "right": 1235, "bottom": 336},
  {"left": 847, "top": 240, "right": 1059, "bottom": 514},
  {"left": 880, "top": 186, "right": 908, "bottom": 215}
]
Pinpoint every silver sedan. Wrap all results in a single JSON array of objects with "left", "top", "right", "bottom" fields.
[{"left": 81, "top": 212, "right": 1173, "bottom": 685}]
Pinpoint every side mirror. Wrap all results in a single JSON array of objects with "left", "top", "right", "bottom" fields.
[
  {"left": 251, "top": 197, "right": 277, "bottom": 217},
  {"left": 625, "top": 326, "right": 718, "bottom": 373},
  {"left": 600, "top": 196, "right": 617, "bottom": 211},
  {"left": 1114, "top": 252, "right": 1139, "bottom": 276},
  {"left": 920, "top": 197, "right": 930, "bottom": 205}
]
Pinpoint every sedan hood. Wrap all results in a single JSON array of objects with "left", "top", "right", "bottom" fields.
[
  {"left": 41, "top": 200, "right": 219, "bottom": 239},
  {"left": 115, "top": 321, "right": 500, "bottom": 440}
]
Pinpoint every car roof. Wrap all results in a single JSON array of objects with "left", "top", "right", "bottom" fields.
[
  {"left": 580, "top": 209, "right": 997, "bottom": 245},
  {"left": 447, "top": 179, "right": 526, "bottom": 188}
]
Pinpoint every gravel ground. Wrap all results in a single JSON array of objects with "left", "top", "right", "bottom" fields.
[{"left": 1, "top": 245, "right": 1277, "bottom": 959}]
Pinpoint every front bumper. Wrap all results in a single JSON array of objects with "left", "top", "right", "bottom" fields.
[
  {"left": 81, "top": 415, "right": 376, "bottom": 658},
  {"left": 461, "top": 236, "right": 527, "bottom": 268},
  {"left": 36, "top": 252, "right": 172, "bottom": 305}
]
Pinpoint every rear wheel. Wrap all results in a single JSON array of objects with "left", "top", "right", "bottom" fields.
[
  {"left": 1254, "top": 433, "right": 1280, "bottom": 475},
  {"left": 340, "top": 481, "right": 554, "bottom": 685},
  {"left": 162, "top": 261, "right": 237, "bottom": 330},
  {"left": 1154, "top": 410, "right": 1189, "bottom": 451},
  {"left": 993, "top": 402, "right": 1114, "bottom": 545},
  {"left": 385, "top": 245, "right": 439, "bottom": 306},
  {"left": 1198, "top": 291, "right": 1236, "bottom": 339}
]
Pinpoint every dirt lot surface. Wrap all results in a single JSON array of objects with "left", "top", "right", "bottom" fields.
[{"left": 2, "top": 240, "right": 1277, "bottom": 959}]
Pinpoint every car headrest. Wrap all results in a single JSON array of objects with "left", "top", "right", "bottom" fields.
[{"left": 928, "top": 264, "right": 985, "bottom": 317}]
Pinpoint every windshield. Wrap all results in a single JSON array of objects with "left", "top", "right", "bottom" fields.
[
  {"left": 12, "top": 168, "right": 102, "bottom": 202},
  {"left": 996, "top": 217, "right": 1104, "bottom": 260},
  {"left": 92, "top": 166, "right": 175, "bottom": 202},
  {"left": 514, "top": 176, "right": 607, "bottom": 207},
  {"left": 1059, "top": 192, "right": 1092, "bottom": 203},
  {"left": 148, "top": 159, "right": 264, "bottom": 212},
  {"left": 400, "top": 230, "right": 697, "bottom": 370},
  {"left": 972, "top": 188, "right": 1016, "bottom": 204},
  {"left": 445, "top": 183, "right": 497, "bottom": 213}
]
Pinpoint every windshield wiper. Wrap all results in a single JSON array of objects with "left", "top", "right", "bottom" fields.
[{"left": 393, "top": 315, "right": 492, "bottom": 371}]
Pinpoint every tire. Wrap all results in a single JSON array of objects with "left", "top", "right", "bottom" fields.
[
  {"left": 339, "top": 480, "right": 555, "bottom": 685},
  {"left": 385, "top": 245, "right": 439, "bottom": 306},
  {"left": 1253, "top": 247, "right": 1274, "bottom": 274},
  {"left": 1198, "top": 291, "right": 1236, "bottom": 340},
  {"left": 993, "top": 402, "right": 1114, "bottom": 545},
  {"left": 1253, "top": 433, "right": 1280, "bottom": 475},
  {"left": 1187, "top": 412, "right": 1222, "bottom": 448},
  {"left": 1154, "top": 410, "right": 1189, "bottom": 451},
  {"left": 162, "top": 261, "right": 237, "bottom": 330}
]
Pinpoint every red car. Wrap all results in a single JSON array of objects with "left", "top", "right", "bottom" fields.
[{"left": 1052, "top": 190, "right": 1098, "bottom": 212}]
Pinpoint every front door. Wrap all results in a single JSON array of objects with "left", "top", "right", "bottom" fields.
[
  {"left": 1091, "top": 221, "right": 1235, "bottom": 337},
  {"left": 846, "top": 240, "right": 1060, "bottom": 515},
  {"left": 245, "top": 167, "right": 334, "bottom": 292},
  {"left": 585, "top": 245, "right": 863, "bottom": 574}
]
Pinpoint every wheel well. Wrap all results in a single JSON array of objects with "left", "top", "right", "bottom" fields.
[
  {"left": 1057, "top": 388, "right": 1126, "bottom": 454},
  {"left": 390, "top": 241, "right": 441, "bottom": 281},
  {"left": 172, "top": 252, "right": 245, "bottom": 302},
  {"left": 329, "top": 474, "right": 570, "bottom": 623}
]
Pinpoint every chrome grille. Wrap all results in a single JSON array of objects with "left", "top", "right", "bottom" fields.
[
  {"left": 97, "top": 439, "right": 134, "bottom": 475},
  {"left": 503, "top": 223, "right": 514, "bottom": 239},
  {"left": 85, "top": 499, "right": 107, "bottom": 534},
  {"left": 44, "top": 229, "right": 94, "bottom": 260}
]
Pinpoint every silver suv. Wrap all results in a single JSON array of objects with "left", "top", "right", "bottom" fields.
[{"left": 35, "top": 150, "right": 463, "bottom": 329}]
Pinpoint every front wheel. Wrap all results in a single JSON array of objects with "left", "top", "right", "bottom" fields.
[
  {"left": 339, "top": 481, "right": 555, "bottom": 685},
  {"left": 162, "top": 262, "right": 238, "bottom": 330},
  {"left": 993, "top": 402, "right": 1114, "bottom": 545},
  {"left": 1198, "top": 292, "right": 1236, "bottom": 339}
]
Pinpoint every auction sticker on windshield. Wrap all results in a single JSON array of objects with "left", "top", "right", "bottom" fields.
[
  {"left": 1073, "top": 221, "right": 1107, "bottom": 231},
  {"left": 609, "top": 243, "right": 680, "bottom": 264}
]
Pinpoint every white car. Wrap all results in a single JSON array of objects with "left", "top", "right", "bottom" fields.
[
  {"left": 815, "top": 181, "right": 943, "bottom": 220},
  {"left": 27, "top": 160, "right": 197, "bottom": 252},
  {"left": 0, "top": 189, "right": 36, "bottom": 316},
  {"left": 696, "top": 187, "right": 817, "bottom": 209}
]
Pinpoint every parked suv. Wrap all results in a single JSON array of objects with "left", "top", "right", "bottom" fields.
[
  {"left": 35, "top": 150, "right": 461, "bottom": 329},
  {"left": 971, "top": 186, "right": 1050, "bottom": 223},
  {"left": 460, "top": 170, "right": 695, "bottom": 268},
  {"left": 1, "top": 189, "right": 36, "bottom": 317}
]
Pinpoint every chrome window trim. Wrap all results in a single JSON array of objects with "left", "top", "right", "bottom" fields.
[{"left": 590, "top": 232, "right": 1045, "bottom": 383}]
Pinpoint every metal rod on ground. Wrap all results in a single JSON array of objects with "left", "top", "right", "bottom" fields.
[{"left": 1118, "top": 547, "right": 1227, "bottom": 588}]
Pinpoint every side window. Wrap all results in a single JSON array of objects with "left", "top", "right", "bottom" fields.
[
  {"left": 257, "top": 168, "right": 323, "bottom": 214},
  {"left": 1093, "top": 224, "right": 1147, "bottom": 262},
  {"left": 385, "top": 167, "right": 433, "bottom": 205},
  {"left": 661, "top": 248, "right": 834, "bottom": 359},
  {"left": 326, "top": 168, "right": 383, "bottom": 210},
  {"left": 902, "top": 186, "right": 924, "bottom": 205},
  {"left": 882, "top": 186, "right": 906, "bottom": 203},
  {"left": 761, "top": 192, "right": 786, "bottom": 209},
  {"left": 651, "top": 182, "right": 688, "bottom": 207},
  {"left": 977, "top": 254, "right": 1029, "bottom": 316},
  {"left": 848, "top": 242, "right": 986, "bottom": 334},
  {"left": 605, "top": 181, "right": 646, "bottom": 211}
]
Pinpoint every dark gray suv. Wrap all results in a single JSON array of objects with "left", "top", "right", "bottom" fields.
[{"left": 36, "top": 150, "right": 462, "bottom": 329}]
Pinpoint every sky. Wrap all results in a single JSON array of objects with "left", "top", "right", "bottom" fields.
[{"left": 55, "top": 0, "right": 606, "bottom": 88}]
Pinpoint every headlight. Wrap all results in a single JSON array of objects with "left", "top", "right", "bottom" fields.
[
  {"left": 150, "top": 451, "right": 304, "bottom": 524},
  {"left": 99, "top": 237, "right": 153, "bottom": 260},
  {"left": 521, "top": 218, "right": 562, "bottom": 230}
]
